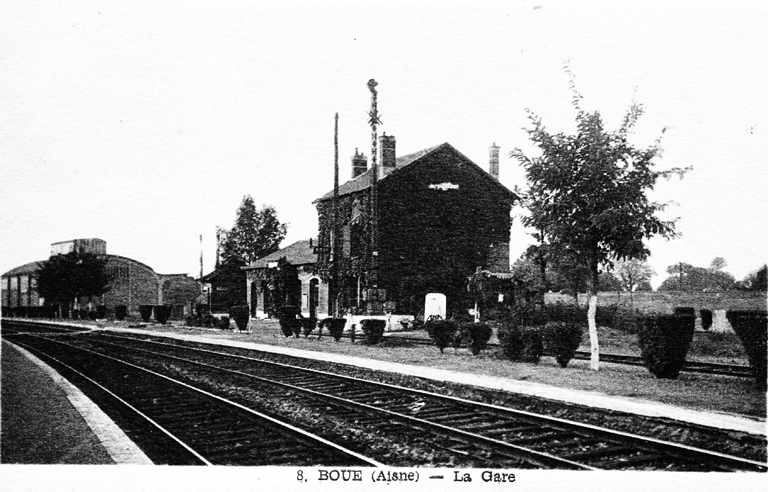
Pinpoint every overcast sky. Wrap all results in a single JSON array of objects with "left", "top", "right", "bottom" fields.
[{"left": 2, "top": 1, "right": 766, "bottom": 289}]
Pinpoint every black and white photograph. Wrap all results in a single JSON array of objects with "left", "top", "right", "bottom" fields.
[{"left": 1, "top": 1, "right": 766, "bottom": 490}]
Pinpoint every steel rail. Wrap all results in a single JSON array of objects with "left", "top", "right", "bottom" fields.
[
  {"left": 88, "top": 334, "right": 592, "bottom": 469},
  {"left": 9, "top": 334, "right": 381, "bottom": 467},
  {"left": 91, "top": 333, "right": 767, "bottom": 471},
  {"left": 7, "top": 337, "right": 212, "bottom": 465}
]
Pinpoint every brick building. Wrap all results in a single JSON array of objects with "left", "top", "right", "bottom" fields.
[
  {"left": 244, "top": 138, "right": 519, "bottom": 321},
  {"left": 1, "top": 238, "right": 198, "bottom": 319}
]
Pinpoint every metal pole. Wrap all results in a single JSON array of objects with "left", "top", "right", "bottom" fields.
[
  {"left": 367, "top": 79, "right": 381, "bottom": 292},
  {"left": 333, "top": 113, "right": 340, "bottom": 317}
]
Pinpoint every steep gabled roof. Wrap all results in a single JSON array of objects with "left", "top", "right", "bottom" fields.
[
  {"left": 315, "top": 142, "right": 518, "bottom": 202},
  {"left": 245, "top": 240, "right": 318, "bottom": 270}
]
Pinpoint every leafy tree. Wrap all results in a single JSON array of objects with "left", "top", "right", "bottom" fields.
[
  {"left": 37, "top": 251, "right": 112, "bottom": 315},
  {"left": 220, "top": 196, "right": 288, "bottom": 266},
  {"left": 616, "top": 258, "right": 655, "bottom": 307},
  {"left": 709, "top": 257, "right": 727, "bottom": 271},
  {"left": 511, "top": 70, "right": 689, "bottom": 370},
  {"left": 658, "top": 260, "right": 734, "bottom": 292},
  {"left": 636, "top": 280, "right": 653, "bottom": 292},
  {"left": 213, "top": 196, "right": 288, "bottom": 308}
]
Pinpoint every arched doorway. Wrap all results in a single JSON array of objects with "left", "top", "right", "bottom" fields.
[{"left": 309, "top": 278, "right": 320, "bottom": 319}]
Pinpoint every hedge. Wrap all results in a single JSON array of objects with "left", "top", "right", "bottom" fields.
[
  {"left": 229, "top": 305, "right": 250, "bottom": 331},
  {"left": 360, "top": 319, "right": 386, "bottom": 345},
  {"left": 542, "top": 321, "right": 583, "bottom": 368},
  {"left": 115, "top": 305, "right": 127, "bottom": 321},
  {"left": 217, "top": 316, "right": 231, "bottom": 330},
  {"left": 637, "top": 313, "right": 696, "bottom": 379},
  {"left": 726, "top": 311, "right": 767, "bottom": 390},
  {"left": 425, "top": 319, "right": 458, "bottom": 353}
]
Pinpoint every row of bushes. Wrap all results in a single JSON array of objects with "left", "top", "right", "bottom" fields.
[
  {"left": 425, "top": 320, "right": 494, "bottom": 355},
  {"left": 183, "top": 305, "right": 251, "bottom": 331},
  {"left": 276, "top": 307, "right": 389, "bottom": 346},
  {"left": 139, "top": 305, "right": 173, "bottom": 324}
]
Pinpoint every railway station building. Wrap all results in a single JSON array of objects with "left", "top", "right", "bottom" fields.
[
  {"left": 1, "top": 238, "right": 198, "bottom": 319},
  {"left": 245, "top": 137, "right": 519, "bottom": 321}
]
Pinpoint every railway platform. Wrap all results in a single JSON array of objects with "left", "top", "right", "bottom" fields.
[{"left": 0, "top": 340, "right": 152, "bottom": 464}]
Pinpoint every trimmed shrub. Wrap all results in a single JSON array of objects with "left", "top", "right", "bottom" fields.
[
  {"left": 96, "top": 306, "right": 107, "bottom": 319},
  {"left": 360, "top": 319, "right": 386, "bottom": 345},
  {"left": 726, "top": 311, "right": 767, "bottom": 390},
  {"left": 185, "top": 315, "right": 200, "bottom": 327},
  {"left": 229, "top": 305, "right": 250, "bottom": 331},
  {"left": 301, "top": 316, "right": 317, "bottom": 337},
  {"left": 498, "top": 323, "right": 544, "bottom": 363},
  {"left": 700, "top": 309, "right": 713, "bottom": 331},
  {"left": 637, "top": 313, "right": 696, "bottom": 379},
  {"left": 318, "top": 318, "right": 346, "bottom": 341},
  {"left": 202, "top": 314, "right": 215, "bottom": 328},
  {"left": 520, "top": 327, "right": 544, "bottom": 363},
  {"left": 425, "top": 319, "right": 458, "bottom": 353},
  {"left": 115, "top": 305, "right": 127, "bottom": 321},
  {"left": 88, "top": 310, "right": 97, "bottom": 320},
  {"left": 139, "top": 305, "right": 153, "bottom": 322},
  {"left": 154, "top": 305, "right": 172, "bottom": 324},
  {"left": 543, "top": 321, "right": 583, "bottom": 367},
  {"left": 457, "top": 322, "right": 493, "bottom": 355},
  {"left": 278, "top": 305, "right": 301, "bottom": 337}
]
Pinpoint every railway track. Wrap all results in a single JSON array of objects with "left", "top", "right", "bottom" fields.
[
  {"left": 6, "top": 332, "right": 380, "bottom": 467},
  {"left": 14, "top": 328, "right": 763, "bottom": 471}
]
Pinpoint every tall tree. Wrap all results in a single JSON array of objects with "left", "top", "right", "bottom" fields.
[
  {"left": 37, "top": 251, "right": 112, "bottom": 315},
  {"left": 220, "top": 196, "right": 288, "bottom": 266},
  {"left": 214, "top": 196, "right": 288, "bottom": 308},
  {"left": 511, "top": 70, "right": 689, "bottom": 370}
]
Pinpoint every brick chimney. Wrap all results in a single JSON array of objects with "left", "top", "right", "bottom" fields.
[
  {"left": 379, "top": 133, "right": 396, "bottom": 177},
  {"left": 351, "top": 149, "right": 367, "bottom": 179},
  {"left": 489, "top": 142, "right": 500, "bottom": 179}
]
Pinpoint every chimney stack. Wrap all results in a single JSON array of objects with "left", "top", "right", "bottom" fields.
[
  {"left": 351, "top": 148, "right": 368, "bottom": 179},
  {"left": 379, "top": 133, "right": 396, "bottom": 177},
  {"left": 489, "top": 142, "right": 500, "bottom": 179}
]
